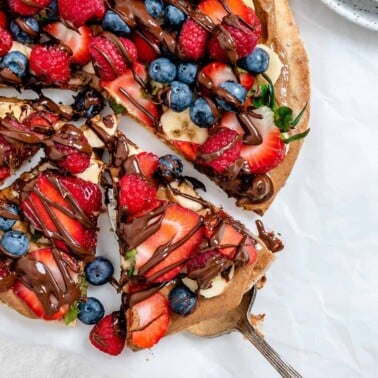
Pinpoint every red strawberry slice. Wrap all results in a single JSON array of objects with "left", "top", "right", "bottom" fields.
[
  {"left": 136, "top": 204, "right": 203, "bottom": 283},
  {"left": 131, "top": 32, "right": 159, "bottom": 63},
  {"left": 90, "top": 312, "right": 126, "bottom": 355},
  {"left": 0, "top": 166, "right": 10, "bottom": 182},
  {"left": 240, "top": 107, "right": 286, "bottom": 174},
  {"left": 220, "top": 112, "right": 244, "bottom": 134},
  {"left": 240, "top": 72, "right": 255, "bottom": 91},
  {"left": 13, "top": 248, "right": 77, "bottom": 320},
  {"left": 200, "top": 62, "right": 237, "bottom": 89},
  {"left": 127, "top": 292, "right": 170, "bottom": 349},
  {"left": 136, "top": 152, "right": 159, "bottom": 177},
  {"left": 0, "top": 11, "right": 7, "bottom": 29},
  {"left": 171, "top": 140, "right": 200, "bottom": 161},
  {"left": 24, "top": 111, "right": 60, "bottom": 133},
  {"left": 20, "top": 173, "right": 100, "bottom": 257},
  {"left": 103, "top": 64, "right": 160, "bottom": 128},
  {"left": 44, "top": 22, "right": 92, "bottom": 65}
]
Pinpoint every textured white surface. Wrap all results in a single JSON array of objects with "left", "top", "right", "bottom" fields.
[{"left": 0, "top": 0, "right": 378, "bottom": 377}]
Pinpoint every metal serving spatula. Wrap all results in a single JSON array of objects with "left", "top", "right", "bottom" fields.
[{"left": 188, "top": 286, "right": 303, "bottom": 378}]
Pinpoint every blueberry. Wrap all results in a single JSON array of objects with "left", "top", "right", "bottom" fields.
[
  {"left": 156, "top": 154, "right": 183, "bottom": 183},
  {"left": 102, "top": 10, "right": 130, "bottom": 35},
  {"left": 164, "top": 5, "right": 186, "bottom": 27},
  {"left": 165, "top": 81, "right": 192, "bottom": 112},
  {"left": 78, "top": 297, "right": 105, "bottom": 325},
  {"left": 0, "top": 230, "right": 29, "bottom": 257},
  {"left": 39, "top": 0, "right": 58, "bottom": 21},
  {"left": 177, "top": 62, "right": 197, "bottom": 85},
  {"left": 10, "top": 17, "right": 39, "bottom": 44},
  {"left": 168, "top": 285, "right": 197, "bottom": 317},
  {"left": 238, "top": 47, "right": 270, "bottom": 74},
  {"left": 215, "top": 80, "right": 247, "bottom": 111},
  {"left": 0, "top": 203, "right": 18, "bottom": 231},
  {"left": 72, "top": 88, "right": 105, "bottom": 119},
  {"left": 0, "top": 51, "right": 28, "bottom": 78},
  {"left": 144, "top": 0, "right": 164, "bottom": 18},
  {"left": 190, "top": 97, "right": 215, "bottom": 128},
  {"left": 85, "top": 257, "right": 114, "bottom": 286},
  {"left": 148, "top": 58, "right": 176, "bottom": 83}
]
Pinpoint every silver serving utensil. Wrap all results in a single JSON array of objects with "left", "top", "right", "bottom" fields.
[{"left": 189, "top": 286, "right": 302, "bottom": 378}]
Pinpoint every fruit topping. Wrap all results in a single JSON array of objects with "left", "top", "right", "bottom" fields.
[
  {"left": 148, "top": 57, "right": 176, "bottom": 83},
  {"left": 58, "top": 0, "right": 106, "bottom": 28},
  {"left": 8, "top": 0, "right": 51, "bottom": 16},
  {"left": 215, "top": 80, "right": 247, "bottom": 112},
  {"left": 163, "top": 81, "right": 192, "bottom": 112},
  {"left": 155, "top": 154, "right": 183, "bottom": 183},
  {"left": 85, "top": 257, "right": 114, "bottom": 286},
  {"left": 0, "top": 51, "right": 28, "bottom": 80},
  {"left": 178, "top": 18, "right": 208, "bottom": 61},
  {"left": 20, "top": 173, "right": 101, "bottom": 259},
  {"left": 0, "top": 202, "right": 18, "bottom": 231},
  {"left": 189, "top": 98, "right": 217, "bottom": 128},
  {"left": 30, "top": 45, "right": 71, "bottom": 84},
  {"left": 0, "top": 27, "right": 12, "bottom": 57},
  {"left": 144, "top": 0, "right": 164, "bottom": 18},
  {"left": 164, "top": 5, "right": 186, "bottom": 27},
  {"left": 24, "top": 111, "right": 59, "bottom": 133},
  {"left": 131, "top": 32, "right": 159, "bottom": 63},
  {"left": 90, "top": 312, "right": 126, "bottom": 355},
  {"left": 0, "top": 11, "right": 8, "bottom": 29},
  {"left": 119, "top": 174, "right": 158, "bottom": 216},
  {"left": 239, "top": 47, "right": 270, "bottom": 74},
  {"left": 78, "top": 297, "right": 105, "bottom": 325},
  {"left": 44, "top": 22, "right": 92, "bottom": 65},
  {"left": 10, "top": 17, "right": 39, "bottom": 44},
  {"left": 0, "top": 230, "right": 29, "bottom": 257},
  {"left": 168, "top": 284, "right": 197, "bottom": 317},
  {"left": 135, "top": 152, "right": 159, "bottom": 177},
  {"left": 127, "top": 292, "right": 170, "bottom": 349},
  {"left": 177, "top": 62, "right": 197, "bottom": 85},
  {"left": 135, "top": 204, "right": 203, "bottom": 282},
  {"left": 71, "top": 88, "right": 105, "bottom": 119},
  {"left": 196, "top": 128, "right": 242, "bottom": 173},
  {"left": 102, "top": 10, "right": 131, "bottom": 36}
]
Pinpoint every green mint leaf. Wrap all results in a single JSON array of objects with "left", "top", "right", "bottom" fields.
[
  {"left": 79, "top": 275, "right": 88, "bottom": 296},
  {"left": 274, "top": 106, "right": 293, "bottom": 132},
  {"left": 31, "top": 231, "right": 42, "bottom": 243},
  {"left": 291, "top": 103, "right": 308, "bottom": 127},
  {"left": 64, "top": 301, "right": 80, "bottom": 325},
  {"left": 281, "top": 128, "right": 310, "bottom": 144},
  {"left": 261, "top": 73, "right": 276, "bottom": 110},
  {"left": 125, "top": 249, "right": 137, "bottom": 260},
  {"left": 127, "top": 266, "right": 135, "bottom": 277},
  {"left": 251, "top": 84, "right": 270, "bottom": 108},
  {"left": 109, "top": 98, "right": 126, "bottom": 114}
]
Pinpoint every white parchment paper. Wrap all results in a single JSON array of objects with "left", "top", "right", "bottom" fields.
[{"left": 0, "top": 0, "right": 377, "bottom": 377}]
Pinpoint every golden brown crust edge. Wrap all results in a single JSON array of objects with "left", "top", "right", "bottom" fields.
[{"left": 244, "top": 0, "right": 310, "bottom": 214}]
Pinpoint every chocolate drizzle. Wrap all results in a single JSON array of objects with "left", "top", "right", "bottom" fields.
[{"left": 255, "top": 220, "right": 284, "bottom": 253}]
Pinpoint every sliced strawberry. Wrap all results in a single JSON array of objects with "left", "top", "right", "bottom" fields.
[
  {"left": 131, "top": 32, "right": 159, "bottom": 63},
  {"left": 24, "top": 111, "right": 60, "bottom": 133},
  {"left": 0, "top": 11, "right": 7, "bottom": 29},
  {"left": 127, "top": 292, "right": 170, "bottom": 349},
  {"left": 136, "top": 152, "right": 159, "bottom": 177},
  {"left": 102, "top": 63, "right": 160, "bottom": 128},
  {"left": 90, "top": 312, "right": 126, "bottom": 356},
  {"left": 240, "top": 107, "right": 286, "bottom": 174},
  {"left": 171, "top": 140, "right": 200, "bottom": 161},
  {"left": 220, "top": 112, "right": 244, "bottom": 134},
  {"left": 20, "top": 174, "right": 100, "bottom": 257},
  {"left": 0, "top": 166, "right": 11, "bottom": 183},
  {"left": 44, "top": 22, "right": 92, "bottom": 65},
  {"left": 13, "top": 248, "right": 76, "bottom": 320},
  {"left": 136, "top": 204, "right": 203, "bottom": 282},
  {"left": 240, "top": 72, "right": 255, "bottom": 91},
  {"left": 200, "top": 62, "right": 237, "bottom": 89}
]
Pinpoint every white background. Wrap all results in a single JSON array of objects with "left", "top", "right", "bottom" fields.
[{"left": 0, "top": 0, "right": 377, "bottom": 377}]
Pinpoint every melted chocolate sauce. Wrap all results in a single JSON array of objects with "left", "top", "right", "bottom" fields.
[{"left": 255, "top": 220, "right": 284, "bottom": 253}]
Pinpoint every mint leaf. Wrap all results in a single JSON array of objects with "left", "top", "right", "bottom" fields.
[
  {"left": 125, "top": 249, "right": 137, "bottom": 260},
  {"left": 127, "top": 266, "right": 135, "bottom": 277},
  {"left": 31, "top": 231, "right": 42, "bottom": 243},
  {"left": 64, "top": 301, "right": 80, "bottom": 325},
  {"left": 291, "top": 103, "right": 308, "bottom": 127},
  {"left": 251, "top": 84, "right": 270, "bottom": 108},
  {"left": 281, "top": 128, "right": 310, "bottom": 144},
  {"left": 274, "top": 106, "right": 293, "bottom": 132},
  {"left": 109, "top": 98, "right": 126, "bottom": 114},
  {"left": 79, "top": 275, "right": 88, "bottom": 296}
]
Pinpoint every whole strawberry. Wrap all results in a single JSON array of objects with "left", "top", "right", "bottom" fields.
[
  {"left": 178, "top": 18, "right": 209, "bottom": 61},
  {"left": 58, "top": 0, "right": 106, "bottom": 28},
  {"left": 89, "top": 312, "right": 126, "bottom": 356},
  {"left": 30, "top": 45, "right": 71, "bottom": 83},
  {"left": 197, "top": 128, "right": 242, "bottom": 173},
  {"left": 8, "top": 0, "right": 51, "bottom": 16},
  {"left": 89, "top": 36, "right": 137, "bottom": 82},
  {"left": 0, "top": 27, "right": 13, "bottom": 57}
]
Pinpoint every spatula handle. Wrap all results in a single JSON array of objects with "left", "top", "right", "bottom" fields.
[{"left": 236, "top": 320, "right": 302, "bottom": 378}]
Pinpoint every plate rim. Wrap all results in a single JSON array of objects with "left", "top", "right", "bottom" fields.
[{"left": 319, "top": 0, "right": 378, "bottom": 32}]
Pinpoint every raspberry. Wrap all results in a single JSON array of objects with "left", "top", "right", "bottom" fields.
[
  {"left": 209, "top": 18, "right": 259, "bottom": 61},
  {"left": 90, "top": 36, "right": 135, "bottom": 82},
  {"left": 119, "top": 174, "right": 157, "bottom": 215},
  {"left": 30, "top": 45, "right": 71, "bottom": 83},
  {"left": 120, "top": 38, "right": 138, "bottom": 62},
  {"left": 197, "top": 128, "right": 242, "bottom": 173},
  {"left": 186, "top": 250, "right": 227, "bottom": 274},
  {"left": 0, "top": 27, "right": 12, "bottom": 57},
  {"left": 8, "top": 0, "right": 51, "bottom": 16},
  {"left": 58, "top": 0, "right": 105, "bottom": 28},
  {"left": 178, "top": 18, "right": 208, "bottom": 61},
  {"left": 54, "top": 143, "right": 91, "bottom": 174},
  {"left": 136, "top": 152, "right": 159, "bottom": 176},
  {"left": 0, "top": 11, "right": 8, "bottom": 29}
]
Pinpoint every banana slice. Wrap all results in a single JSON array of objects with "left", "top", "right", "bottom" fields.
[
  {"left": 243, "top": 0, "right": 255, "bottom": 10},
  {"left": 166, "top": 181, "right": 205, "bottom": 213},
  {"left": 10, "top": 41, "right": 31, "bottom": 59},
  {"left": 161, "top": 108, "right": 208, "bottom": 145},
  {"left": 0, "top": 99, "right": 33, "bottom": 120},
  {"left": 255, "top": 44, "right": 283, "bottom": 85},
  {"left": 83, "top": 114, "right": 118, "bottom": 149},
  {"left": 77, "top": 158, "right": 103, "bottom": 184}
]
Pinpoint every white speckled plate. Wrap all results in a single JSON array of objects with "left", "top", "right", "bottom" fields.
[{"left": 320, "top": 0, "right": 378, "bottom": 31}]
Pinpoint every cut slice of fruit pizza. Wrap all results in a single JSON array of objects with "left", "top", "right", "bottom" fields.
[{"left": 0, "top": 0, "right": 310, "bottom": 214}]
